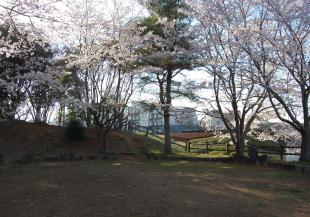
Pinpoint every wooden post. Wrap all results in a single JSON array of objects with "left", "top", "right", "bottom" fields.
[
  {"left": 280, "top": 145, "right": 284, "bottom": 160},
  {"left": 226, "top": 142, "right": 229, "bottom": 155},
  {"left": 145, "top": 127, "right": 149, "bottom": 137},
  {"left": 185, "top": 141, "right": 188, "bottom": 151},
  {"left": 128, "top": 122, "right": 133, "bottom": 133},
  {"left": 205, "top": 142, "right": 209, "bottom": 154},
  {"left": 188, "top": 141, "right": 191, "bottom": 152}
]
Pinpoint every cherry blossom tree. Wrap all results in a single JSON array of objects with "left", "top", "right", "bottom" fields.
[
  {"left": 0, "top": 20, "right": 64, "bottom": 122},
  {"left": 254, "top": 0, "right": 310, "bottom": 161},
  {"left": 0, "top": 0, "right": 65, "bottom": 122},
  {"left": 187, "top": 0, "right": 310, "bottom": 160},
  {"left": 49, "top": 0, "right": 145, "bottom": 152},
  {"left": 187, "top": 0, "right": 268, "bottom": 158},
  {"left": 214, "top": 0, "right": 310, "bottom": 161}
]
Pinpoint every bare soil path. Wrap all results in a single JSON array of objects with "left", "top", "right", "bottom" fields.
[{"left": 0, "top": 160, "right": 309, "bottom": 217}]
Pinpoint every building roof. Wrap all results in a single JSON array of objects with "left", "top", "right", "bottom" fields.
[{"left": 130, "top": 101, "right": 196, "bottom": 113}]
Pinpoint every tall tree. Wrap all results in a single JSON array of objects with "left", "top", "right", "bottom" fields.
[
  {"left": 187, "top": 0, "right": 268, "bottom": 158},
  {"left": 0, "top": 21, "right": 63, "bottom": 122},
  {"left": 55, "top": 0, "right": 142, "bottom": 152},
  {"left": 138, "top": 0, "right": 197, "bottom": 154},
  {"left": 0, "top": 0, "right": 65, "bottom": 122},
  {"left": 237, "top": 0, "right": 310, "bottom": 161}
]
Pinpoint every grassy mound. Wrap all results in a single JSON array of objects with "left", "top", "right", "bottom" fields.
[{"left": 0, "top": 120, "right": 162, "bottom": 163}]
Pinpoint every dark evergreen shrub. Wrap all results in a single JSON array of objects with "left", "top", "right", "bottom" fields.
[{"left": 65, "top": 119, "right": 85, "bottom": 141}]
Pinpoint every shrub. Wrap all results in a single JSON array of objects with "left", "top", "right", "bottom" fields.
[
  {"left": 65, "top": 119, "right": 85, "bottom": 141},
  {"left": 246, "top": 136, "right": 284, "bottom": 147}
]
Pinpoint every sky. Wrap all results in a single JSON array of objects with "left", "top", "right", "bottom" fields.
[
  {"left": 0, "top": 0, "right": 288, "bottom": 123},
  {"left": 131, "top": 70, "right": 212, "bottom": 108}
]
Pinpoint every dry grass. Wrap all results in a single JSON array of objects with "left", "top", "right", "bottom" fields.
[{"left": 0, "top": 160, "right": 309, "bottom": 217}]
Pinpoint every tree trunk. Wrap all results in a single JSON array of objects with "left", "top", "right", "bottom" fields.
[
  {"left": 85, "top": 110, "right": 91, "bottom": 127},
  {"left": 300, "top": 129, "right": 310, "bottom": 161},
  {"left": 163, "top": 70, "right": 172, "bottom": 154},
  {"left": 85, "top": 68, "right": 92, "bottom": 127},
  {"left": 34, "top": 106, "right": 41, "bottom": 123},
  {"left": 164, "top": 109, "right": 171, "bottom": 154},
  {"left": 235, "top": 133, "right": 245, "bottom": 158},
  {"left": 58, "top": 105, "right": 65, "bottom": 126}
]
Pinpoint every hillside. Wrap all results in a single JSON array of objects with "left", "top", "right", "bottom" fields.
[{"left": 0, "top": 120, "right": 161, "bottom": 164}]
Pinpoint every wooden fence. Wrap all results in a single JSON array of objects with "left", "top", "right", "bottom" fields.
[
  {"left": 128, "top": 123, "right": 185, "bottom": 148},
  {"left": 128, "top": 123, "right": 301, "bottom": 159},
  {"left": 186, "top": 142, "right": 232, "bottom": 155},
  {"left": 254, "top": 145, "right": 301, "bottom": 160}
]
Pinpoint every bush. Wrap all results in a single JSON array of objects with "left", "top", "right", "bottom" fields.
[
  {"left": 65, "top": 119, "right": 85, "bottom": 141},
  {"left": 246, "top": 136, "right": 283, "bottom": 147}
]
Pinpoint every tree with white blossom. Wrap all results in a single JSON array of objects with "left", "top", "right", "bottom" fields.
[
  {"left": 0, "top": 20, "right": 64, "bottom": 122},
  {"left": 0, "top": 0, "right": 65, "bottom": 122},
  {"left": 187, "top": 0, "right": 268, "bottom": 158},
  {"left": 52, "top": 0, "right": 144, "bottom": 152},
  {"left": 211, "top": 0, "right": 310, "bottom": 161}
]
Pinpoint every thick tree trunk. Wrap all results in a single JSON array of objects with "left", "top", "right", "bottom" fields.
[
  {"left": 235, "top": 133, "right": 245, "bottom": 158},
  {"left": 164, "top": 70, "right": 172, "bottom": 154},
  {"left": 158, "top": 70, "right": 172, "bottom": 154},
  {"left": 164, "top": 109, "right": 171, "bottom": 154},
  {"left": 300, "top": 129, "right": 310, "bottom": 161},
  {"left": 34, "top": 106, "right": 41, "bottom": 123}
]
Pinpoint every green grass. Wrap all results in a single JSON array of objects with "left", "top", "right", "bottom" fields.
[
  {"left": 263, "top": 170, "right": 294, "bottom": 179},
  {"left": 170, "top": 150, "right": 229, "bottom": 158},
  {"left": 190, "top": 136, "right": 231, "bottom": 145},
  {"left": 146, "top": 160, "right": 231, "bottom": 170},
  {"left": 142, "top": 133, "right": 304, "bottom": 162},
  {"left": 291, "top": 160, "right": 310, "bottom": 166},
  {"left": 144, "top": 134, "right": 233, "bottom": 159}
]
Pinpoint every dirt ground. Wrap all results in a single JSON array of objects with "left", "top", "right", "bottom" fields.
[{"left": 0, "top": 160, "right": 309, "bottom": 217}]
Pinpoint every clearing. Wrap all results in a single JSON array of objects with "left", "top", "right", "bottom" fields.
[{"left": 0, "top": 160, "right": 309, "bottom": 217}]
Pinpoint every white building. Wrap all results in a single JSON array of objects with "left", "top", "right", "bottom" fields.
[
  {"left": 200, "top": 110, "right": 233, "bottom": 130},
  {"left": 128, "top": 101, "right": 202, "bottom": 133}
]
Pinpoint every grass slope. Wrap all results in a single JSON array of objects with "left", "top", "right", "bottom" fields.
[{"left": 0, "top": 120, "right": 162, "bottom": 163}]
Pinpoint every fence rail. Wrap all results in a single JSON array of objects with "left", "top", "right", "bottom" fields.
[
  {"left": 128, "top": 123, "right": 301, "bottom": 159},
  {"left": 254, "top": 145, "right": 301, "bottom": 160},
  {"left": 129, "top": 123, "right": 184, "bottom": 148}
]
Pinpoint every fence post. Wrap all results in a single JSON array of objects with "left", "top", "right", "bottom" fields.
[
  {"left": 226, "top": 142, "right": 229, "bottom": 155},
  {"left": 248, "top": 144, "right": 258, "bottom": 164},
  {"left": 145, "top": 127, "right": 149, "bottom": 137},
  {"left": 280, "top": 145, "right": 284, "bottom": 160},
  {"left": 128, "top": 122, "right": 133, "bottom": 133},
  {"left": 188, "top": 141, "right": 191, "bottom": 152},
  {"left": 205, "top": 142, "right": 209, "bottom": 154}
]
